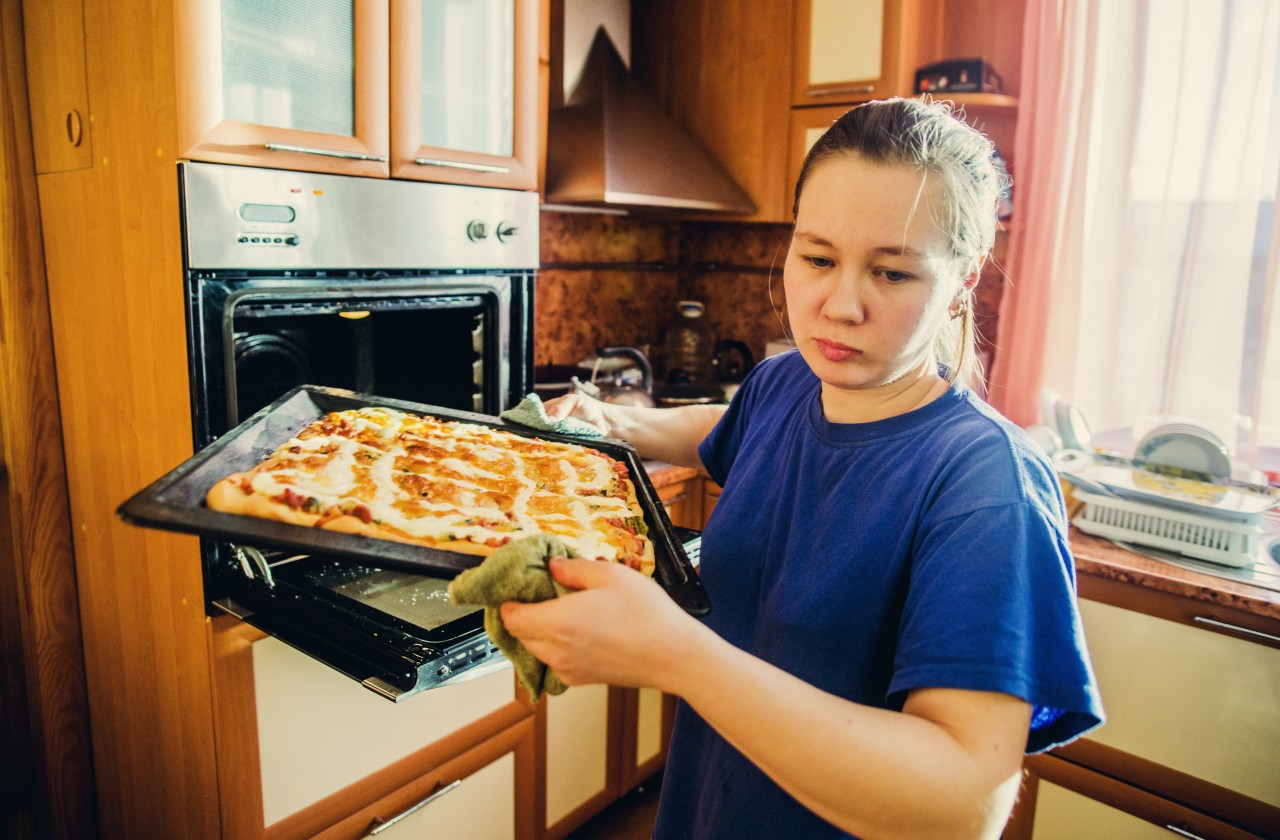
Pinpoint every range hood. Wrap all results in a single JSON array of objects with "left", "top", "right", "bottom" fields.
[{"left": 545, "top": 28, "right": 756, "bottom": 215}]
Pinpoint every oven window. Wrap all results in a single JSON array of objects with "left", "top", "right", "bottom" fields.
[
  {"left": 230, "top": 295, "right": 494, "bottom": 423},
  {"left": 300, "top": 560, "right": 480, "bottom": 633}
]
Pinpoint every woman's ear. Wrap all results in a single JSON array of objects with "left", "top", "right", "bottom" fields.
[{"left": 963, "top": 255, "right": 987, "bottom": 290}]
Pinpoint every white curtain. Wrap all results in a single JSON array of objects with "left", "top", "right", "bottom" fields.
[{"left": 1039, "top": 0, "right": 1280, "bottom": 477}]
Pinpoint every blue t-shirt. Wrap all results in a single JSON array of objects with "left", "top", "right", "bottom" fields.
[{"left": 652, "top": 350, "right": 1103, "bottom": 840}]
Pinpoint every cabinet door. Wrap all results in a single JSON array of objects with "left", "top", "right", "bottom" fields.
[
  {"left": 389, "top": 0, "right": 538, "bottom": 189},
  {"left": 544, "top": 683, "right": 618, "bottom": 838},
  {"left": 619, "top": 688, "right": 675, "bottom": 792},
  {"left": 657, "top": 478, "right": 703, "bottom": 530},
  {"left": 316, "top": 717, "right": 537, "bottom": 840},
  {"left": 792, "top": 0, "right": 939, "bottom": 107},
  {"left": 175, "top": 0, "right": 390, "bottom": 176},
  {"left": 1077, "top": 599, "right": 1280, "bottom": 811},
  {"left": 21, "top": 0, "right": 93, "bottom": 172},
  {"left": 210, "top": 620, "right": 530, "bottom": 839},
  {"left": 701, "top": 478, "right": 722, "bottom": 527}
]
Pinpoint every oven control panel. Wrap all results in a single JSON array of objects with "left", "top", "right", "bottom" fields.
[
  {"left": 181, "top": 161, "right": 539, "bottom": 271},
  {"left": 237, "top": 233, "right": 299, "bottom": 247}
]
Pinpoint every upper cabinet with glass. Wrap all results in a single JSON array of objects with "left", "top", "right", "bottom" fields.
[
  {"left": 391, "top": 0, "right": 538, "bottom": 189},
  {"left": 792, "top": 0, "right": 939, "bottom": 107},
  {"left": 176, "top": 0, "right": 538, "bottom": 189},
  {"left": 177, "top": 0, "right": 390, "bottom": 177}
]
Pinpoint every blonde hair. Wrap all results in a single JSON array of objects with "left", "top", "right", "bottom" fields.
[{"left": 792, "top": 97, "right": 1005, "bottom": 387}]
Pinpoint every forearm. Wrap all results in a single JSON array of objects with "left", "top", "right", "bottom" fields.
[
  {"left": 662, "top": 624, "right": 1024, "bottom": 839},
  {"left": 598, "top": 403, "right": 725, "bottom": 467}
]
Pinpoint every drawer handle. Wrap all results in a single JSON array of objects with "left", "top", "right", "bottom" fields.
[
  {"left": 806, "top": 83, "right": 876, "bottom": 97},
  {"left": 367, "top": 780, "right": 462, "bottom": 835},
  {"left": 414, "top": 157, "right": 510, "bottom": 173},
  {"left": 264, "top": 142, "right": 388, "bottom": 163},
  {"left": 1163, "top": 824, "right": 1207, "bottom": 839},
  {"left": 1192, "top": 616, "right": 1280, "bottom": 645}
]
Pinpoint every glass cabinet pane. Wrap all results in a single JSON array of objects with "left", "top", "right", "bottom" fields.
[
  {"left": 420, "top": 0, "right": 515, "bottom": 157},
  {"left": 220, "top": 0, "right": 356, "bottom": 136}
]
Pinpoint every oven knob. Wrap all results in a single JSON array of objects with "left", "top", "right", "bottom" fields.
[
  {"left": 496, "top": 223, "right": 519, "bottom": 242},
  {"left": 466, "top": 220, "right": 488, "bottom": 241}
]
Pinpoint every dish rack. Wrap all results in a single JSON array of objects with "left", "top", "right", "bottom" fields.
[{"left": 1071, "top": 489, "right": 1262, "bottom": 568}]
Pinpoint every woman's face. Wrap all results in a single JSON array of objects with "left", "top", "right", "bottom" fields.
[{"left": 784, "top": 154, "right": 963, "bottom": 404}]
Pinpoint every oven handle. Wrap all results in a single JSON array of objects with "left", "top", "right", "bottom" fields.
[
  {"left": 413, "top": 157, "right": 510, "bottom": 174},
  {"left": 367, "top": 780, "right": 463, "bottom": 835},
  {"left": 264, "top": 142, "right": 388, "bottom": 163}
]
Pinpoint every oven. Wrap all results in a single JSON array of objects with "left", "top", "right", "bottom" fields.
[{"left": 180, "top": 161, "right": 538, "bottom": 700}]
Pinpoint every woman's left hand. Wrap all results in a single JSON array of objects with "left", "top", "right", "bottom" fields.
[{"left": 500, "top": 557, "right": 703, "bottom": 691}]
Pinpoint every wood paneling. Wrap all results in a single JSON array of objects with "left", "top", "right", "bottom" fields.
[
  {"left": 31, "top": 0, "right": 222, "bottom": 837},
  {"left": 20, "top": 0, "right": 93, "bottom": 173},
  {"left": 632, "top": 0, "right": 795, "bottom": 222},
  {"left": 0, "top": 1, "right": 94, "bottom": 837}
]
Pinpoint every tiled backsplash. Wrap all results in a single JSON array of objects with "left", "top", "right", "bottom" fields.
[{"left": 537, "top": 210, "right": 1005, "bottom": 383}]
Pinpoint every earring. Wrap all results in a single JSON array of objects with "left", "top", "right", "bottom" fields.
[{"left": 949, "top": 298, "right": 969, "bottom": 321}]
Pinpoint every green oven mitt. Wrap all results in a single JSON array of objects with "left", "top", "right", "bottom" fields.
[{"left": 447, "top": 534, "right": 578, "bottom": 702}]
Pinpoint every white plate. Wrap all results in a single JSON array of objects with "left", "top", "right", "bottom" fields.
[{"left": 1136, "top": 424, "right": 1231, "bottom": 478}]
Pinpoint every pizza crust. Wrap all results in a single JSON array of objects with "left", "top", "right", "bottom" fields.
[{"left": 205, "top": 476, "right": 324, "bottom": 528}]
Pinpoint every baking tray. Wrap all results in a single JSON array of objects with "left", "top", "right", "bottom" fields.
[{"left": 118, "top": 385, "right": 710, "bottom": 615}]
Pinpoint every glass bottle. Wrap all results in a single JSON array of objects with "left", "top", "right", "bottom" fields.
[{"left": 659, "top": 300, "right": 715, "bottom": 386}]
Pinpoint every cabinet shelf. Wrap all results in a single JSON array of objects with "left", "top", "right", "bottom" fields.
[{"left": 935, "top": 92, "right": 1018, "bottom": 110}]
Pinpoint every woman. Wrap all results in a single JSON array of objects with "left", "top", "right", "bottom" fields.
[{"left": 502, "top": 98, "right": 1103, "bottom": 839}]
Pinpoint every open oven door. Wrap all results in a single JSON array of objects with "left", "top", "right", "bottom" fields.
[{"left": 206, "top": 525, "right": 702, "bottom": 702}]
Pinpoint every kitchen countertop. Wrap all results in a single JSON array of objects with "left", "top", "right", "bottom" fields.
[
  {"left": 1069, "top": 527, "right": 1280, "bottom": 622},
  {"left": 645, "top": 463, "right": 1280, "bottom": 624}
]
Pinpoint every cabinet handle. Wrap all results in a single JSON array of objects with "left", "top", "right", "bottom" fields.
[
  {"left": 1192, "top": 615, "right": 1280, "bottom": 645},
  {"left": 1163, "top": 824, "right": 1207, "bottom": 839},
  {"left": 264, "top": 142, "right": 388, "bottom": 163},
  {"left": 66, "top": 109, "right": 84, "bottom": 147},
  {"left": 414, "top": 157, "right": 510, "bottom": 174},
  {"left": 367, "top": 780, "right": 462, "bottom": 835},
  {"left": 806, "top": 84, "right": 876, "bottom": 97}
]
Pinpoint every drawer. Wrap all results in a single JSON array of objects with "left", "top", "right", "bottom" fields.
[
  {"left": 316, "top": 717, "right": 536, "bottom": 840},
  {"left": 1020, "top": 754, "right": 1265, "bottom": 840}
]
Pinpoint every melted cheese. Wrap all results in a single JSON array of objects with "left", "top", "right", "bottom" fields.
[{"left": 248, "top": 410, "right": 643, "bottom": 561}]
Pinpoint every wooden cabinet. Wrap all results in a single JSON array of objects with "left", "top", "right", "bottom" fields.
[
  {"left": 631, "top": 0, "right": 796, "bottom": 222},
  {"left": 210, "top": 618, "right": 535, "bottom": 839},
  {"left": 791, "top": 0, "right": 939, "bottom": 107},
  {"left": 618, "top": 686, "right": 675, "bottom": 792},
  {"left": 175, "top": 0, "right": 539, "bottom": 188},
  {"left": 175, "top": 1, "right": 390, "bottom": 177},
  {"left": 542, "top": 684, "right": 674, "bottom": 839},
  {"left": 1004, "top": 579, "right": 1280, "bottom": 839},
  {"left": 634, "top": 0, "right": 1025, "bottom": 222},
  {"left": 656, "top": 473, "right": 704, "bottom": 530},
  {"left": 390, "top": 0, "right": 539, "bottom": 189},
  {"left": 21, "top": 0, "right": 94, "bottom": 172}
]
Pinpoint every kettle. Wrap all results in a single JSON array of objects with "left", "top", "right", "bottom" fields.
[
  {"left": 573, "top": 346, "right": 656, "bottom": 408},
  {"left": 713, "top": 339, "right": 755, "bottom": 400}
]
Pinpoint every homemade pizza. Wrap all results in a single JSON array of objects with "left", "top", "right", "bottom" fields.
[{"left": 205, "top": 406, "right": 655, "bottom": 575}]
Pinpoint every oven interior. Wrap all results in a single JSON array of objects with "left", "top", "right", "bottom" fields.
[{"left": 188, "top": 271, "right": 531, "bottom": 448}]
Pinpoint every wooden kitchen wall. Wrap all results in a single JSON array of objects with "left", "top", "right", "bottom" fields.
[{"left": 538, "top": 210, "right": 1003, "bottom": 383}]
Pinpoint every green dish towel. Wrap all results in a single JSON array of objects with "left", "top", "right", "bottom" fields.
[
  {"left": 447, "top": 534, "right": 578, "bottom": 701},
  {"left": 499, "top": 393, "right": 603, "bottom": 438}
]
